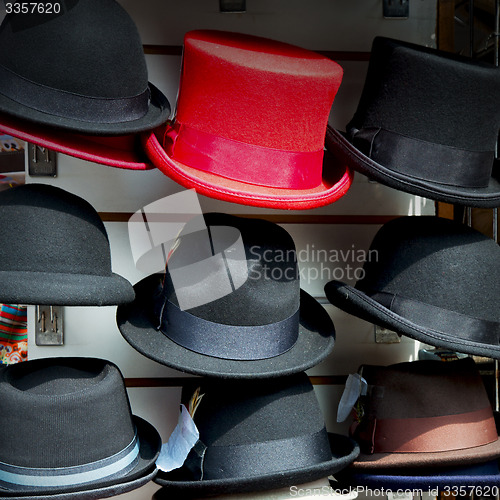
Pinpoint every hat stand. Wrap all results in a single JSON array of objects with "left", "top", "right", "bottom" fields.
[{"left": 440, "top": 0, "right": 500, "bottom": 479}]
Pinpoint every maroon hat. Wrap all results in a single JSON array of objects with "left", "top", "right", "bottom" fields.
[
  {"left": 0, "top": 112, "right": 153, "bottom": 170},
  {"left": 350, "top": 358, "right": 500, "bottom": 469}
]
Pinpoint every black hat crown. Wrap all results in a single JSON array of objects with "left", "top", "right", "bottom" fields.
[
  {"left": 153, "top": 212, "right": 301, "bottom": 361},
  {"left": 0, "top": 357, "right": 161, "bottom": 495},
  {"left": 325, "top": 216, "right": 500, "bottom": 358},
  {"left": 348, "top": 37, "right": 500, "bottom": 154},
  {"left": 155, "top": 373, "right": 359, "bottom": 495},
  {"left": 0, "top": 183, "right": 134, "bottom": 305},
  {"left": 355, "top": 216, "right": 500, "bottom": 322},
  {"left": 0, "top": 0, "right": 170, "bottom": 133},
  {"left": 325, "top": 36, "right": 500, "bottom": 207}
]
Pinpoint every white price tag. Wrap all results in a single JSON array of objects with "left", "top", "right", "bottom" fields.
[{"left": 156, "top": 404, "right": 200, "bottom": 472}]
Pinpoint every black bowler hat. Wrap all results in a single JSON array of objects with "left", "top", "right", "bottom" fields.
[
  {"left": 0, "top": 183, "right": 134, "bottom": 305},
  {"left": 326, "top": 36, "right": 500, "bottom": 207},
  {"left": 0, "top": 357, "right": 161, "bottom": 499},
  {"left": 0, "top": 0, "right": 170, "bottom": 135},
  {"left": 117, "top": 213, "right": 335, "bottom": 379},
  {"left": 154, "top": 373, "right": 359, "bottom": 496},
  {"left": 325, "top": 216, "right": 500, "bottom": 358}
]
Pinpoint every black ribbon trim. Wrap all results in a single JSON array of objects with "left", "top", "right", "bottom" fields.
[
  {"left": 350, "top": 127, "right": 494, "bottom": 189},
  {"left": 0, "top": 64, "right": 150, "bottom": 124},
  {"left": 158, "top": 299, "right": 300, "bottom": 361},
  {"left": 370, "top": 291, "right": 500, "bottom": 345},
  {"left": 184, "top": 428, "right": 332, "bottom": 481}
]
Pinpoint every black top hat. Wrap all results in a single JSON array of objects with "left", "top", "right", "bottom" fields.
[
  {"left": 326, "top": 36, "right": 500, "bottom": 207},
  {"left": 0, "top": 357, "right": 161, "bottom": 499},
  {"left": 117, "top": 213, "right": 335, "bottom": 378},
  {"left": 154, "top": 373, "right": 359, "bottom": 496},
  {"left": 325, "top": 216, "right": 500, "bottom": 359},
  {"left": 0, "top": 183, "right": 134, "bottom": 305},
  {"left": 0, "top": 0, "right": 170, "bottom": 134}
]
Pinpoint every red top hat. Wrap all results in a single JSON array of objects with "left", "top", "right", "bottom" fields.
[{"left": 143, "top": 30, "right": 353, "bottom": 209}]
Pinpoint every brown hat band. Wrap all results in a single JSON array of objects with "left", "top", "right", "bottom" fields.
[{"left": 355, "top": 406, "right": 497, "bottom": 454}]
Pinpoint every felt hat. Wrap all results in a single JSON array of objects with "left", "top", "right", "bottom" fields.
[
  {"left": 154, "top": 373, "right": 360, "bottom": 496},
  {"left": 324, "top": 216, "right": 500, "bottom": 358},
  {"left": 117, "top": 213, "right": 335, "bottom": 378},
  {"left": 341, "top": 460, "right": 500, "bottom": 491},
  {"left": 325, "top": 36, "right": 500, "bottom": 207},
  {"left": 0, "top": 112, "right": 153, "bottom": 170},
  {"left": 0, "top": 0, "right": 170, "bottom": 135},
  {"left": 0, "top": 183, "right": 135, "bottom": 305},
  {"left": 142, "top": 30, "right": 353, "bottom": 210},
  {"left": 347, "top": 358, "right": 500, "bottom": 469},
  {"left": 0, "top": 357, "right": 161, "bottom": 499}
]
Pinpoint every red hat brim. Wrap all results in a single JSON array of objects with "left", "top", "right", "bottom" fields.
[
  {"left": 142, "top": 127, "right": 354, "bottom": 209},
  {"left": 0, "top": 113, "right": 153, "bottom": 170}
]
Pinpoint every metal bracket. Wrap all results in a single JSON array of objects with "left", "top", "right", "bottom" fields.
[
  {"left": 383, "top": 0, "right": 409, "bottom": 19},
  {"left": 219, "top": 0, "right": 246, "bottom": 13},
  {"left": 27, "top": 143, "right": 57, "bottom": 177},
  {"left": 374, "top": 325, "right": 401, "bottom": 343},
  {"left": 35, "top": 306, "right": 64, "bottom": 346}
]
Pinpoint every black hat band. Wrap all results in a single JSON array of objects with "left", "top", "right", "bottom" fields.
[
  {"left": 158, "top": 299, "right": 300, "bottom": 361},
  {"left": 370, "top": 291, "right": 500, "bottom": 345},
  {"left": 0, "top": 432, "right": 140, "bottom": 490},
  {"left": 350, "top": 127, "right": 494, "bottom": 188},
  {"left": 0, "top": 64, "right": 150, "bottom": 124},
  {"left": 187, "top": 428, "right": 332, "bottom": 481}
]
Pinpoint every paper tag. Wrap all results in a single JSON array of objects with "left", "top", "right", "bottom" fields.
[
  {"left": 156, "top": 404, "right": 200, "bottom": 472},
  {"left": 337, "top": 373, "right": 367, "bottom": 423}
]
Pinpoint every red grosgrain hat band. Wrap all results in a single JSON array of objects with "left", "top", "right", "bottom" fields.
[{"left": 143, "top": 30, "right": 353, "bottom": 210}]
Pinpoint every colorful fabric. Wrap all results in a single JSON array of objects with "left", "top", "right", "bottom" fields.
[{"left": 0, "top": 304, "right": 27, "bottom": 364}]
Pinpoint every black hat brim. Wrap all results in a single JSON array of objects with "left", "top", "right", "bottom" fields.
[
  {"left": 326, "top": 126, "right": 500, "bottom": 208},
  {"left": 0, "top": 270, "right": 135, "bottom": 306},
  {"left": 0, "top": 83, "right": 170, "bottom": 136},
  {"left": 116, "top": 274, "right": 335, "bottom": 379},
  {"left": 0, "top": 416, "right": 161, "bottom": 500},
  {"left": 152, "top": 434, "right": 359, "bottom": 497},
  {"left": 325, "top": 280, "right": 500, "bottom": 360}
]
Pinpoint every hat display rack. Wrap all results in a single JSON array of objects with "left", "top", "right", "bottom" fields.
[
  {"left": 469, "top": 0, "right": 500, "bottom": 469},
  {"left": 344, "top": 0, "right": 500, "bottom": 491},
  {"left": 0, "top": 0, "right": 499, "bottom": 498},
  {"left": 324, "top": 0, "right": 500, "bottom": 488}
]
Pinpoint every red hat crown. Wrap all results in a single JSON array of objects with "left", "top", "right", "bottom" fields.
[{"left": 164, "top": 30, "right": 343, "bottom": 190}]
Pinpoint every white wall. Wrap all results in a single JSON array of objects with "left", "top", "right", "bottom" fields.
[{"left": 24, "top": 1, "right": 438, "bottom": 498}]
